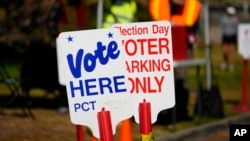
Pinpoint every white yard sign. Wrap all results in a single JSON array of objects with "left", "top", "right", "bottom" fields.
[
  {"left": 238, "top": 24, "right": 250, "bottom": 59},
  {"left": 58, "top": 28, "right": 132, "bottom": 138}
]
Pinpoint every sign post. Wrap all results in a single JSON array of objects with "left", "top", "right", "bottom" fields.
[
  {"left": 97, "top": 108, "right": 113, "bottom": 141},
  {"left": 234, "top": 24, "right": 250, "bottom": 111},
  {"left": 139, "top": 99, "right": 154, "bottom": 140}
]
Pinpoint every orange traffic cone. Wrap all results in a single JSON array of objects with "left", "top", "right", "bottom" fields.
[
  {"left": 85, "top": 126, "right": 98, "bottom": 141},
  {"left": 91, "top": 136, "right": 98, "bottom": 141},
  {"left": 119, "top": 118, "right": 133, "bottom": 141}
]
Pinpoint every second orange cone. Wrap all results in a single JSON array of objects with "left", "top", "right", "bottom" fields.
[{"left": 119, "top": 118, "right": 133, "bottom": 141}]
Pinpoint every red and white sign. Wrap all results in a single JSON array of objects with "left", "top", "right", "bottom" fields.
[{"left": 113, "top": 21, "right": 175, "bottom": 124}]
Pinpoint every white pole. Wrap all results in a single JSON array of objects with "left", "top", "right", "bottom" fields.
[
  {"left": 204, "top": 0, "right": 212, "bottom": 89},
  {"left": 97, "top": 0, "right": 103, "bottom": 29},
  {"left": 243, "top": 0, "right": 249, "bottom": 18}
]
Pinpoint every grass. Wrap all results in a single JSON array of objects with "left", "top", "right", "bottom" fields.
[
  {"left": 188, "top": 42, "right": 250, "bottom": 114},
  {"left": 0, "top": 42, "right": 249, "bottom": 141}
]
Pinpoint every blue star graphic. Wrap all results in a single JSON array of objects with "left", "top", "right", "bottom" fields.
[
  {"left": 107, "top": 32, "right": 113, "bottom": 38},
  {"left": 67, "top": 36, "right": 73, "bottom": 42}
]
